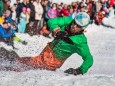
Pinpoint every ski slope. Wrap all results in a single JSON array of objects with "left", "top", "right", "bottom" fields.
[{"left": 0, "top": 24, "right": 115, "bottom": 86}]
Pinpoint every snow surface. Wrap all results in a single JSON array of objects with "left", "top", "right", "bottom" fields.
[{"left": 0, "top": 24, "right": 115, "bottom": 86}]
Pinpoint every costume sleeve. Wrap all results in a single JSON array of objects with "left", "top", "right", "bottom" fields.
[{"left": 47, "top": 16, "right": 73, "bottom": 32}]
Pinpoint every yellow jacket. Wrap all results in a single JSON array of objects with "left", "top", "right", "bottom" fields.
[{"left": 0, "top": 17, "right": 4, "bottom": 24}]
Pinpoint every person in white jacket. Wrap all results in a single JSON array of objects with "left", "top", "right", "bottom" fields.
[
  {"left": 10, "top": 4, "right": 17, "bottom": 21},
  {"left": 33, "top": 0, "right": 43, "bottom": 35}
]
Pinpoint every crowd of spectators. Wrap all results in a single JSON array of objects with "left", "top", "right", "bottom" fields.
[{"left": 0, "top": 0, "right": 115, "bottom": 41}]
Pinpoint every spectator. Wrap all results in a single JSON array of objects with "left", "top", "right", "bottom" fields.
[
  {"left": 92, "top": 1, "right": 97, "bottom": 23},
  {"left": 43, "top": 0, "right": 51, "bottom": 20},
  {"left": 22, "top": 0, "right": 28, "bottom": 8},
  {"left": 77, "top": 2, "right": 84, "bottom": 11},
  {"left": 39, "top": 0, "right": 51, "bottom": 37},
  {"left": 87, "top": 0, "right": 93, "bottom": 23},
  {"left": 18, "top": 7, "right": 27, "bottom": 33},
  {"left": 0, "top": 0, "right": 3, "bottom": 15},
  {"left": 33, "top": 0, "right": 43, "bottom": 35},
  {"left": 16, "top": 0, "right": 23, "bottom": 23},
  {"left": 47, "top": 3, "right": 58, "bottom": 19},
  {"left": 0, "top": 21, "right": 27, "bottom": 48},
  {"left": 102, "top": 0, "right": 110, "bottom": 9},
  {"left": 3, "top": 10, "right": 14, "bottom": 25},
  {"left": 0, "top": 22, "right": 15, "bottom": 38},
  {"left": 57, "top": 5, "right": 62, "bottom": 17},
  {"left": 3, "top": 0, "right": 10, "bottom": 12},
  {"left": 26, "top": 8, "right": 31, "bottom": 24},
  {"left": 95, "top": 11, "right": 106, "bottom": 25},
  {"left": 10, "top": 4, "right": 17, "bottom": 21},
  {"left": 41, "top": 0, "right": 49, "bottom": 22},
  {"left": 26, "top": 0, "right": 35, "bottom": 35},
  {"left": 71, "top": 2, "right": 77, "bottom": 9},
  {"left": 96, "top": 0, "right": 102, "bottom": 12},
  {"left": 60, "top": 4, "right": 70, "bottom": 16},
  {"left": 0, "top": 22, "right": 15, "bottom": 47},
  {"left": 0, "top": 15, "right": 4, "bottom": 24},
  {"left": 109, "top": 0, "right": 115, "bottom": 7},
  {"left": 27, "top": 0, "right": 35, "bottom": 23},
  {"left": 69, "top": 8, "right": 74, "bottom": 18}
]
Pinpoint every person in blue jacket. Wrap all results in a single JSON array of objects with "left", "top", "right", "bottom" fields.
[
  {"left": 0, "top": 22, "right": 15, "bottom": 38},
  {"left": 0, "top": 22, "right": 27, "bottom": 49},
  {"left": 3, "top": 10, "right": 18, "bottom": 30},
  {"left": 0, "top": 21, "right": 16, "bottom": 48}
]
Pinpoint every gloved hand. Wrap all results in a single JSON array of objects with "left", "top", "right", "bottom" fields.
[
  {"left": 64, "top": 68, "right": 82, "bottom": 75},
  {"left": 55, "top": 31, "right": 67, "bottom": 39},
  {"left": 55, "top": 31, "right": 74, "bottom": 45}
]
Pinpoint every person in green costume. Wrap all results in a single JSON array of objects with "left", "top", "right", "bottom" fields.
[
  {"left": 0, "top": 12, "right": 93, "bottom": 76},
  {"left": 0, "top": 0, "right": 3, "bottom": 15},
  {"left": 47, "top": 12, "right": 93, "bottom": 75}
]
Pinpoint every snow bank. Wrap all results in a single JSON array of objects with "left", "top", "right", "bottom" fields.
[{"left": 102, "top": 17, "right": 115, "bottom": 28}]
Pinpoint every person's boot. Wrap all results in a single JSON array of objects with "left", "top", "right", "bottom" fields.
[
  {"left": 21, "top": 41, "right": 28, "bottom": 45},
  {"left": 64, "top": 68, "right": 83, "bottom": 75}
]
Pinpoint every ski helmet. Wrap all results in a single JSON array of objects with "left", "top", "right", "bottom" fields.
[{"left": 74, "top": 12, "right": 90, "bottom": 28}]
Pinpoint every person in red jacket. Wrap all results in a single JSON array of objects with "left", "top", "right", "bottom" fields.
[
  {"left": 109, "top": 0, "right": 115, "bottom": 7},
  {"left": 60, "top": 4, "right": 70, "bottom": 16},
  {"left": 95, "top": 11, "right": 106, "bottom": 25}
]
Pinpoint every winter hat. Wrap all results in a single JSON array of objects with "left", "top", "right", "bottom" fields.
[
  {"left": 22, "top": 7, "right": 27, "bottom": 12},
  {"left": 27, "top": 8, "right": 31, "bottom": 13},
  {"left": 74, "top": 12, "right": 90, "bottom": 28}
]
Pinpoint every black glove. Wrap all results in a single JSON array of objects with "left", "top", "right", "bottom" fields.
[
  {"left": 55, "top": 31, "right": 66, "bottom": 39},
  {"left": 64, "top": 68, "right": 82, "bottom": 75},
  {"left": 55, "top": 31, "right": 74, "bottom": 45}
]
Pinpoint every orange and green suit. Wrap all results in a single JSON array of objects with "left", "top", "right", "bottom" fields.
[{"left": 16, "top": 17, "right": 93, "bottom": 74}]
